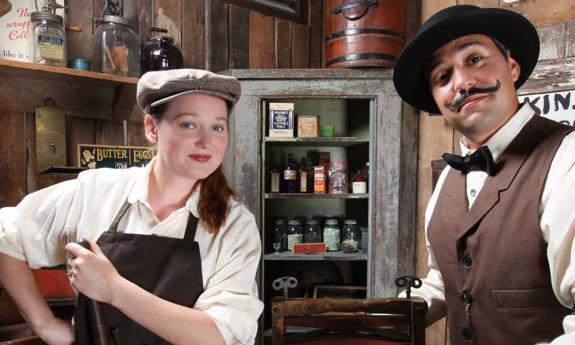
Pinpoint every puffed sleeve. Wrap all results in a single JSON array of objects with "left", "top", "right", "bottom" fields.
[
  {"left": 194, "top": 205, "right": 264, "bottom": 345},
  {"left": 0, "top": 178, "right": 79, "bottom": 268}
]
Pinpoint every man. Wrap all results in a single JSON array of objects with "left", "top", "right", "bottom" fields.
[{"left": 393, "top": 5, "right": 575, "bottom": 345}]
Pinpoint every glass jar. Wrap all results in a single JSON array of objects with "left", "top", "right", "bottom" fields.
[
  {"left": 286, "top": 219, "right": 304, "bottom": 251},
  {"left": 323, "top": 218, "right": 340, "bottom": 252},
  {"left": 341, "top": 219, "right": 361, "bottom": 253},
  {"left": 140, "top": 27, "right": 184, "bottom": 74},
  {"left": 329, "top": 160, "right": 347, "bottom": 194},
  {"left": 31, "top": 11, "right": 66, "bottom": 66},
  {"left": 304, "top": 219, "right": 322, "bottom": 243},
  {"left": 93, "top": 15, "right": 140, "bottom": 77},
  {"left": 272, "top": 219, "right": 287, "bottom": 252}
]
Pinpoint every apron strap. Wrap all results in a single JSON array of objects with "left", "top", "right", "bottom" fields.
[
  {"left": 183, "top": 213, "right": 199, "bottom": 241},
  {"left": 108, "top": 201, "right": 131, "bottom": 233}
]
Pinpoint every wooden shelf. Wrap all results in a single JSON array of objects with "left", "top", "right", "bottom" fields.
[
  {"left": 265, "top": 193, "right": 368, "bottom": 199},
  {"left": 264, "top": 251, "right": 368, "bottom": 261},
  {"left": 0, "top": 58, "right": 138, "bottom": 120},
  {"left": 265, "top": 137, "right": 369, "bottom": 147}
]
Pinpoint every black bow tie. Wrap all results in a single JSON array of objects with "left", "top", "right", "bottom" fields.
[{"left": 442, "top": 146, "right": 497, "bottom": 176}]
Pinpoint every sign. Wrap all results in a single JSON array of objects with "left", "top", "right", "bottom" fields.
[
  {"left": 78, "top": 144, "right": 153, "bottom": 169},
  {"left": 519, "top": 90, "right": 575, "bottom": 127}
]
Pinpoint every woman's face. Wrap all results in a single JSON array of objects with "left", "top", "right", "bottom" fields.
[{"left": 145, "top": 93, "right": 229, "bottom": 183}]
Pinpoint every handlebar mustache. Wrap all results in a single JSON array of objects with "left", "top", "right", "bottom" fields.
[{"left": 445, "top": 79, "right": 501, "bottom": 112}]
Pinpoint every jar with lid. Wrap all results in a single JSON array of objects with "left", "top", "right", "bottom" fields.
[
  {"left": 272, "top": 219, "right": 287, "bottom": 252},
  {"left": 286, "top": 219, "right": 304, "bottom": 251},
  {"left": 304, "top": 219, "right": 322, "bottom": 243},
  {"left": 140, "top": 27, "right": 184, "bottom": 74},
  {"left": 93, "top": 15, "right": 140, "bottom": 77},
  {"left": 341, "top": 219, "right": 361, "bottom": 253},
  {"left": 31, "top": 11, "right": 66, "bottom": 66},
  {"left": 323, "top": 218, "right": 340, "bottom": 251}
]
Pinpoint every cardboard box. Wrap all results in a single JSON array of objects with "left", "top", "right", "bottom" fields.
[
  {"left": 292, "top": 242, "right": 326, "bottom": 254},
  {"left": 314, "top": 165, "right": 327, "bottom": 193},
  {"left": 297, "top": 115, "right": 319, "bottom": 137},
  {"left": 269, "top": 103, "right": 294, "bottom": 137}
]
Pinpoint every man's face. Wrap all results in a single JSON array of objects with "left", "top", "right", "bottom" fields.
[{"left": 426, "top": 34, "right": 521, "bottom": 148}]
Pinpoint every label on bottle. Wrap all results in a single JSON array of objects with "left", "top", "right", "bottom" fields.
[
  {"left": 37, "top": 32, "right": 64, "bottom": 62},
  {"left": 323, "top": 228, "right": 340, "bottom": 251},
  {"left": 284, "top": 169, "right": 297, "bottom": 180},
  {"left": 287, "top": 234, "right": 303, "bottom": 251},
  {"left": 271, "top": 171, "right": 280, "bottom": 192},
  {"left": 300, "top": 171, "right": 307, "bottom": 192},
  {"left": 352, "top": 181, "right": 367, "bottom": 194}
]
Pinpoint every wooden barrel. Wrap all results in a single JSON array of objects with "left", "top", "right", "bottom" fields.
[{"left": 324, "top": 0, "right": 406, "bottom": 68}]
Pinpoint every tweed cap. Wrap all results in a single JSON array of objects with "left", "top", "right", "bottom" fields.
[{"left": 137, "top": 68, "right": 241, "bottom": 113}]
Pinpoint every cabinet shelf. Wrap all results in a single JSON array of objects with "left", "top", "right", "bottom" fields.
[
  {"left": 265, "top": 193, "right": 368, "bottom": 199},
  {"left": 264, "top": 251, "right": 368, "bottom": 261},
  {"left": 265, "top": 136, "right": 369, "bottom": 147}
]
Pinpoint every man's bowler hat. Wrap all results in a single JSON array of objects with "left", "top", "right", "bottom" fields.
[{"left": 393, "top": 5, "right": 540, "bottom": 114}]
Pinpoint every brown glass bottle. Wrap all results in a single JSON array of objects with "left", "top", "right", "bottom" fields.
[{"left": 140, "top": 27, "right": 183, "bottom": 75}]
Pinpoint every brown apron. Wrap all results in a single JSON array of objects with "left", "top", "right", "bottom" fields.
[{"left": 74, "top": 201, "right": 205, "bottom": 345}]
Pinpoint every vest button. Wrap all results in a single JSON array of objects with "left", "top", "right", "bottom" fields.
[
  {"left": 463, "top": 254, "right": 472, "bottom": 267},
  {"left": 462, "top": 327, "right": 473, "bottom": 340},
  {"left": 460, "top": 291, "right": 473, "bottom": 302}
]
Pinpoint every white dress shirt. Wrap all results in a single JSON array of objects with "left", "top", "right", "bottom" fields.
[
  {"left": 416, "top": 103, "right": 575, "bottom": 345},
  {"left": 0, "top": 158, "right": 264, "bottom": 345}
]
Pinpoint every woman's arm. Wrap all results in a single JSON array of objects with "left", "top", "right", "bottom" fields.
[
  {"left": 0, "top": 253, "right": 74, "bottom": 345},
  {"left": 66, "top": 241, "right": 226, "bottom": 345}
]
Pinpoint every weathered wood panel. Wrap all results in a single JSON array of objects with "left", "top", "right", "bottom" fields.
[
  {"left": 275, "top": 20, "right": 292, "bottom": 68},
  {"left": 66, "top": 117, "right": 95, "bottom": 167},
  {"left": 182, "top": 0, "right": 206, "bottom": 69},
  {"left": 0, "top": 112, "right": 27, "bottom": 206},
  {"left": 249, "top": 11, "right": 275, "bottom": 68},
  {"left": 154, "top": 0, "right": 182, "bottom": 48},
  {"left": 66, "top": 0, "right": 95, "bottom": 62},
  {"left": 229, "top": 4, "right": 250, "bottom": 69},
  {"left": 291, "top": 22, "right": 310, "bottom": 68},
  {"left": 95, "top": 119, "right": 124, "bottom": 145},
  {"left": 538, "top": 23, "right": 567, "bottom": 61},
  {"left": 308, "top": 0, "right": 323, "bottom": 68},
  {"left": 207, "top": 0, "right": 229, "bottom": 72},
  {"left": 501, "top": 0, "right": 575, "bottom": 28},
  {"left": 127, "top": 120, "right": 149, "bottom": 147},
  {"left": 565, "top": 22, "right": 575, "bottom": 58}
]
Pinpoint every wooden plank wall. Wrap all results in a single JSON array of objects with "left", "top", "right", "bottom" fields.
[{"left": 417, "top": 1, "right": 575, "bottom": 344}]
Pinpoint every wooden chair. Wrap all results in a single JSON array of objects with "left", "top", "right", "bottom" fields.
[{"left": 272, "top": 297, "right": 427, "bottom": 345}]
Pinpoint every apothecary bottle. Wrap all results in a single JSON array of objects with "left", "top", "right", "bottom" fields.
[
  {"left": 272, "top": 219, "right": 287, "bottom": 252},
  {"left": 140, "top": 27, "right": 184, "bottom": 74},
  {"left": 304, "top": 219, "right": 322, "bottom": 243},
  {"left": 286, "top": 219, "right": 304, "bottom": 251},
  {"left": 341, "top": 219, "right": 361, "bottom": 253},
  {"left": 282, "top": 154, "right": 298, "bottom": 193},
  {"left": 323, "top": 218, "right": 340, "bottom": 252},
  {"left": 93, "top": 15, "right": 140, "bottom": 77},
  {"left": 31, "top": 11, "right": 66, "bottom": 66}
]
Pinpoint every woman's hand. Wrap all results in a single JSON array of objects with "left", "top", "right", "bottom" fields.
[
  {"left": 35, "top": 316, "right": 74, "bottom": 345},
  {"left": 65, "top": 240, "right": 123, "bottom": 304}
]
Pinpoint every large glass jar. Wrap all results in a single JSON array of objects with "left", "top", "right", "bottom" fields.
[
  {"left": 93, "top": 15, "right": 140, "bottom": 77},
  {"left": 272, "top": 219, "right": 287, "bottom": 252},
  {"left": 140, "top": 27, "right": 184, "bottom": 75},
  {"left": 323, "top": 218, "right": 340, "bottom": 252},
  {"left": 341, "top": 219, "right": 361, "bottom": 253},
  {"left": 31, "top": 11, "right": 66, "bottom": 66},
  {"left": 286, "top": 219, "right": 304, "bottom": 251},
  {"left": 304, "top": 219, "right": 322, "bottom": 243}
]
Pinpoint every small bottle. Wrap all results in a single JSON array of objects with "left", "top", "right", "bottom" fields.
[
  {"left": 323, "top": 218, "right": 340, "bottom": 252},
  {"left": 286, "top": 219, "right": 304, "bottom": 251},
  {"left": 352, "top": 169, "right": 367, "bottom": 194},
  {"left": 299, "top": 157, "right": 308, "bottom": 193},
  {"left": 282, "top": 153, "right": 298, "bottom": 193},
  {"left": 304, "top": 219, "right": 322, "bottom": 243},
  {"left": 270, "top": 157, "right": 280, "bottom": 193},
  {"left": 140, "top": 27, "right": 184, "bottom": 74},
  {"left": 272, "top": 219, "right": 287, "bottom": 252},
  {"left": 341, "top": 219, "right": 361, "bottom": 253}
]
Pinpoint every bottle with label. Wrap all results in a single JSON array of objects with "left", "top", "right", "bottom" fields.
[
  {"left": 341, "top": 219, "right": 361, "bottom": 253},
  {"left": 352, "top": 169, "right": 367, "bottom": 194},
  {"left": 286, "top": 219, "right": 304, "bottom": 251},
  {"left": 323, "top": 218, "right": 340, "bottom": 252},
  {"left": 282, "top": 153, "right": 298, "bottom": 193},
  {"left": 299, "top": 157, "right": 308, "bottom": 193},
  {"left": 270, "top": 157, "right": 280, "bottom": 193},
  {"left": 31, "top": 11, "right": 66, "bottom": 66}
]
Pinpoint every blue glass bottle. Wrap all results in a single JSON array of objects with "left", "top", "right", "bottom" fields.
[{"left": 282, "top": 153, "right": 298, "bottom": 193}]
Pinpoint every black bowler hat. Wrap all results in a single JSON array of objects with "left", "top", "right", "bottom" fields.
[{"left": 393, "top": 5, "right": 539, "bottom": 114}]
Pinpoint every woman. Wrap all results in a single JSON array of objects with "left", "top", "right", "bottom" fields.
[{"left": 0, "top": 69, "right": 263, "bottom": 345}]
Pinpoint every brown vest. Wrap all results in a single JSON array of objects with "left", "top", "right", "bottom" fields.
[{"left": 428, "top": 115, "right": 573, "bottom": 345}]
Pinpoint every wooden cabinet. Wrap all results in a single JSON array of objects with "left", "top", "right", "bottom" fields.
[{"left": 223, "top": 69, "right": 418, "bottom": 340}]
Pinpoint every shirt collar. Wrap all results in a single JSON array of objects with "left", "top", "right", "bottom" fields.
[
  {"left": 460, "top": 102, "right": 536, "bottom": 161},
  {"left": 127, "top": 156, "right": 200, "bottom": 218}
]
